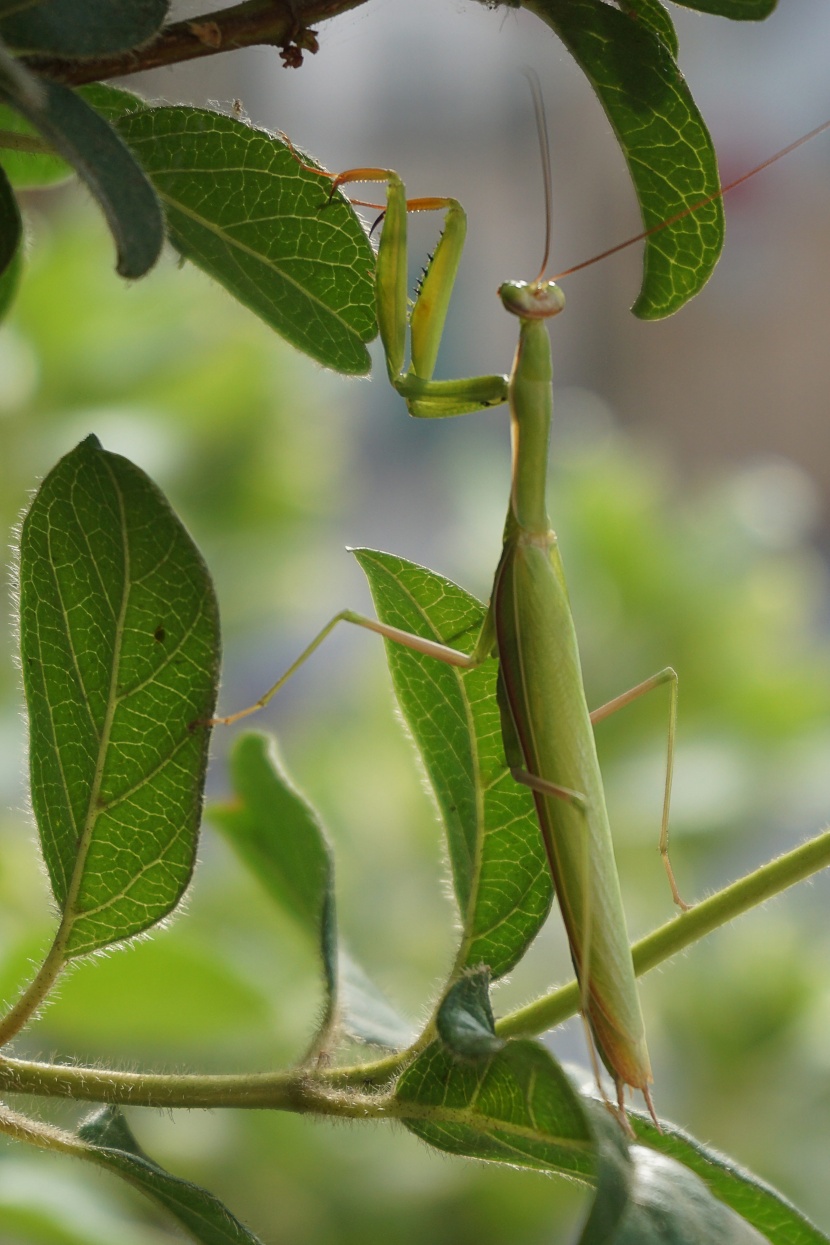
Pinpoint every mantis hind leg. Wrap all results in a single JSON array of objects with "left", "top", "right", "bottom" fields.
[
  {"left": 589, "top": 667, "right": 687, "bottom": 911},
  {"left": 199, "top": 610, "right": 482, "bottom": 729}
]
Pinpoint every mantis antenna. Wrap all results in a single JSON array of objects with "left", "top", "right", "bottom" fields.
[
  {"left": 523, "top": 67, "right": 554, "bottom": 283},
  {"left": 553, "top": 114, "right": 830, "bottom": 281}
]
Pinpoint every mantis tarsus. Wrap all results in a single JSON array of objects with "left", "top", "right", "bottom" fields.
[{"left": 212, "top": 106, "right": 830, "bottom": 1120}]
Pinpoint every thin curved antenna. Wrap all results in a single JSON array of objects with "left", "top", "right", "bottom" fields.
[
  {"left": 553, "top": 115, "right": 830, "bottom": 282},
  {"left": 523, "top": 68, "right": 553, "bottom": 283}
]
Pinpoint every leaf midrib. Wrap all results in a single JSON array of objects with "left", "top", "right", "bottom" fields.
[{"left": 59, "top": 455, "right": 131, "bottom": 937}]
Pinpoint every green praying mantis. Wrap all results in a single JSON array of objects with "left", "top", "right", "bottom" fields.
[{"left": 212, "top": 104, "right": 830, "bottom": 1121}]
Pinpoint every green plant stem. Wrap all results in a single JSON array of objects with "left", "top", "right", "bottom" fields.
[
  {"left": 496, "top": 826, "right": 830, "bottom": 1039},
  {"left": 0, "top": 826, "right": 826, "bottom": 1109},
  {"left": 0, "top": 935, "right": 66, "bottom": 1048},
  {"left": 0, "top": 1053, "right": 391, "bottom": 1114},
  {"left": 23, "top": 0, "right": 371, "bottom": 87}
]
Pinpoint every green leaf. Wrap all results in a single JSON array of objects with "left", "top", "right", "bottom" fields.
[
  {"left": 210, "top": 732, "right": 413, "bottom": 1049},
  {"left": 210, "top": 732, "right": 336, "bottom": 1003},
  {"left": 527, "top": 0, "right": 723, "bottom": 318},
  {"left": 339, "top": 951, "right": 415, "bottom": 1048},
  {"left": 19, "top": 435, "right": 220, "bottom": 957},
  {"left": 0, "top": 0, "right": 169, "bottom": 56},
  {"left": 436, "top": 968, "right": 504, "bottom": 1057},
  {"left": 668, "top": 0, "right": 776, "bottom": 17},
  {"left": 618, "top": 0, "right": 678, "bottom": 58},
  {"left": 396, "top": 1038, "right": 598, "bottom": 1177},
  {"left": 83, "top": 84, "right": 377, "bottom": 374},
  {"left": 396, "top": 1041, "right": 778, "bottom": 1244},
  {"left": 604, "top": 1147, "right": 773, "bottom": 1244},
  {"left": 632, "top": 1115, "right": 829, "bottom": 1245},
  {"left": 0, "top": 79, "right": 163, "bottom": 277},
  {"left": 353, "top": 549, "right": 552, "bottom": 979},
  {"left": 0, "top": 158, "right": 21, "bottom": 275},
  {"left": 0, "top": 103, "right": 73, "bottom": 186},
  {"left": 76, "top": 1106, "right": 264, "bottom": 1245}
]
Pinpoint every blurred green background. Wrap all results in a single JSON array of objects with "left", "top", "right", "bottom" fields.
[{"left": 1, "top": 155, "right": 830, "bottom": 1244}]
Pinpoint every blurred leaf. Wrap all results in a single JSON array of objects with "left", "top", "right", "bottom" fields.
[
  {"left": 77, "top": 1107, "right": 264, "bottom": 1245},
  {"left": 339, "top": 951, "right": 415, "bottom": 1048},
  {"left": 211, "top": 732, "right": 337, "bottom": 1014},
  {"left": 0, "top": 36, "right": 42, "bottom": 107},
  {"left": 0, "top": 103, "right": 73, "bottom": 185},
  {"left": 0, "top": 1156, "right": 161, "bottom": 1245},
  {"left": 436, "top": 968, "right": 504, "bottom": 1057},
  {"left": 618, "top": 0, "right": 678, "bottom": 58},
  {"left": 527, "top": 0, "right": 723, "bottom": 318},
  {"left": 0, "top": 158, "right": 20, "bottom": 273},
  {"left": 353, "top": 549, "right": 552, "bottom": 979},
  {"left": 34, "top": 936, "right": 271, "bottom": 1048},
  {"left": 19, "top": 435, "right": 219, "bottom": 957},
  {"left": 633, "top": 1115, "right": 829, "bottom": 1245},
  {"left": 669, "top": 0, "right": 775, "bottom": 16},
  {"left": 83, "top": 83, "right": 378, "bottom": 374},
  {"left": 0, "top": 0, "right": 169, "bottom": 56},
  {"left": 210, "top": 732, "right": 413, "bottom": 1049},
  {"left": 0, "top": 78, "right": 163, "bottom": 277}
]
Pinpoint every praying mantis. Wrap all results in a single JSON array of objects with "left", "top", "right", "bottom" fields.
[
  {"left": 212, "top": 102, "right": 830, "bottom": 1120},
  {"left": 212, "top": 95, "right": 698, "bottom": 1121}
]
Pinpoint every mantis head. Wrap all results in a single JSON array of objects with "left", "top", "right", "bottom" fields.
[{"left": 499, "top": 279, "right": 566, "bottom": 321}]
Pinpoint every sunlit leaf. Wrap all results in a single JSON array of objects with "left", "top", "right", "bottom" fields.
[
  {"left": 83, "top": 83, "right": 378, "bottom": 374},
  {"left": 619, "top": 0, "right": 678, "bottom": 58},
  {"left": 19, "top": 436, "right": 219, "bottom": 957},
  {"left": 354, "top": 549, "right": 552, "bottom": 979}
]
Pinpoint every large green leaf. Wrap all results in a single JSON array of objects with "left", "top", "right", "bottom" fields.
[
  {"left": 209, "top": 732, "right": 413, "bottom": 1049},
  {"left": 354, "top": 549, "right": 552, "bottom": 979},
  {"left": 632, "top": 1114, "right": 829, "bottom": 1245},
  {"left": 76, "top": 1106, "right": 263, "bottom": 1245},
  {"left": 0, "top": 0, "right": 169, "bottom": 56},
  {"left": 527, "top": 0, "right": 723, "bottom": 318},
  {"left": 83, "top": 83, "right": 377, "bottom": 375},
  {"left": 0, "top": 77, "right": 163, "bottom": 277},
  {"left": 19, "top": 436, "right": 219, "bottom": 957}
]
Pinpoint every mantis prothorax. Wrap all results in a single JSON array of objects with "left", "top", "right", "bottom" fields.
[{"left": 212, "top": 108, "right": 830, "bottom": 1119}]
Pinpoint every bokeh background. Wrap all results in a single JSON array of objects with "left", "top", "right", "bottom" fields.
[{"left": 2, "top": 1, "right": 830, "bottom": 1241}]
